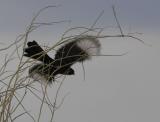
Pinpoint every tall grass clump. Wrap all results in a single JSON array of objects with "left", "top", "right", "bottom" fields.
[{"left": 0, "top": 5, "right": 147, "bottom": 122}]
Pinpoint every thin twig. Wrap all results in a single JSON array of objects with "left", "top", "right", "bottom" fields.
[{"left": 112, "top": 5, "right": 124, "bottom": 36}]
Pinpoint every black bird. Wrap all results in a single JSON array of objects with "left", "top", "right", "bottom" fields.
[{"left": 24, "top": 36, "right": 101, "bottom": 84}]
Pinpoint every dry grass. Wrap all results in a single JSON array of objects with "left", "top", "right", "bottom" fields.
[{"left": 0, "top": 5, "right": 147, "bottom": 122}]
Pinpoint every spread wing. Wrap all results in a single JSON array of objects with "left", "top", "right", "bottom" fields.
[
  {"left": 54, "top": 41, "right": 85, "bottom": 68},
  {"left": 25, "top": 40, "right": 75, "bottom": 76},
  {"left": 24, "top": 40, "right": 54, "bottom": 64}
]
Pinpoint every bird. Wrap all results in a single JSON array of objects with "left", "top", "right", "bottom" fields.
[{"left": 24, "top": 36, "right": 101, "bottom": 84}]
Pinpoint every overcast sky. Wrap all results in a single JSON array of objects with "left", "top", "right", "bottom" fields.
[{"left": 0, "top": 0, "right": 160, "bottom": 122}]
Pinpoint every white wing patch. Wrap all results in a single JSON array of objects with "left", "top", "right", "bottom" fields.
[
  {"left": 76, "top": 37, "right": 101, "bottom": 59},
  {"left": 29, "top": 63, "right": 51, "bottom": 84}
]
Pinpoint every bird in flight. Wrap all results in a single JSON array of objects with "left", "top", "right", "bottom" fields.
[{"left": 24, "top": 36, "right": 101, "bottom": 84}]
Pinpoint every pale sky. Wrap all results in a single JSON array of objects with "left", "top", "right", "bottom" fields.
[{"left": 0, "top": 0, "right": 160, "bottom": 122}]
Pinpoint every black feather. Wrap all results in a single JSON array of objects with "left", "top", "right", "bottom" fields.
[
  {"left": 24, "top": 40, "right": 53, "bottom": 64},
  {"left": 24, "top": 40, "right": 78, "bottom": 83},
  {"left": 24, "top": 37, "right": 100, "bottom": 83}
]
